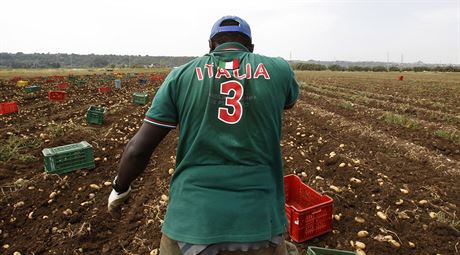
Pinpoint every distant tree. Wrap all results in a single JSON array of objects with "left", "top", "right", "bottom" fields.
[
  {"left": 372, "top": 66, "right": 387, "bottom": 72},
  {"left": 389, "top": 66, "right": 401, "bottom": 72},
  {"left": 291, "top": 63, "right": 327, "bottom": 71},
  {"left": 91, "top": 57, "right": 109, "bottom": 67},
  {"left": 413, "top": 66, "right": 429, "bottom": 72},
  {"left": 50, "top": 62, "right": 61, "bottom": 68},
  {"left": 328, "top": 64, "right": 344, "bottom": 71}
]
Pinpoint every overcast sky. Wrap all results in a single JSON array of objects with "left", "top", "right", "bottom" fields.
[{"left": 1, "top": 0, "right": 459, "bottom": 64}]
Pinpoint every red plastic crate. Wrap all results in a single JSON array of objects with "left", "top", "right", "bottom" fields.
[
  {"left": 284, "top": 174, "right": 333, "bottom": 242},
  {"left": 57, "top": 82, "right": 69, "bottom": 89},
  {"left": 98, "top": 86, "right": 112, "bottom": 93},
  {"left": 0, "top": 102, "right": 19, "bottom": 115},
  {"left": 48, "top": 91, "right": 67, "bottom": 101}
]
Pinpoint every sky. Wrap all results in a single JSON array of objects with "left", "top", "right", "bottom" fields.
[{"left": 1, "top": 0, "right": 459, "bottom": 64}]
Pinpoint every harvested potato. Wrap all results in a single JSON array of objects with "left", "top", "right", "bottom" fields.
[
  {"left": 357, "top": 230, "right": 369, "bottom": 238},
  {"left": 418, "top": 200, "right": 428, "bottom": 205},
  {"left": 350, "top": 177, "right": 362, "bottom": 184},
  {"left": 355, "top": 249, "right": 366, "bottom": 255},
  {"left": 355, "top": 241, "right": 366, "bottom": 249},
  {"left": 355, "top": 216, "right": 366, "bottom": 223},
  {"left": 377, "top": 211, "right": 387, "bottom": 220},
  {"left": 14, "top": 201, "right": 25, "bottom": 208},
  {"left": 400, "top": 188, "right": 409, "bottom": 194},
  {"left": 395, "top": 199, "right": 404, "bottom": 205},
  {"left": 49, "top": 192, "right": 57, "bottom": 199},
  {"left": 334, "top": 214, "right": 342, "bottom": 221},
  {"left": 330, "top": 185, "right": 341, "bottom": 193},
  {"left": 89, "top": 184, "right": 100, "bottom": 190},
  {"left": 389, "top": 240, "right": 401, "bottom": 248}
]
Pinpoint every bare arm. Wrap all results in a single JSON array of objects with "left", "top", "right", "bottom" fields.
[{"left": 113, "top": 122, "right": 171, "bottom": 191}]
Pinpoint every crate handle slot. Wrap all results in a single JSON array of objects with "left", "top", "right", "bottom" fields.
[{"left": 311, "top": 209, "right": 322, "bottom": 215}]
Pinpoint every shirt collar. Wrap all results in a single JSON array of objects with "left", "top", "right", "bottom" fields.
[{"left": 213, "top": 42, "right": 249, "bottom": 52}]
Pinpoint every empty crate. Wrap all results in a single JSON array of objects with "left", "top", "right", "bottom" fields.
[
  {"left": 25, "top": 85, "right": 41, "bottom": 93},
  {"left": 48, "top": 91, "right": 67, "bottom": 101},
  {"left": 42, "top": 141, "right": 95, "bottom": 174},
  {"left": 307, "top": 246, "right": 356, "bottom": 255},
  {"left": 138, "top": 79, "right": 147, "bottom": 85},
  {"left": 98, "top": 86, "right": 112, "bottom": 93},
  {"left": 115, "top": 79, "right": 121, "bottom": 89},
  {"left": 0, "top": 101, "right": 19, "bottom": 115},
  {"left": 284, "top": 174, "right": 333, "bottom": 242},
  {"left": 57, "top": 82, "right": 69, "bottom": 90},
  {"left": 16, "top": 80, "right": 29, "bottom": 87},
  {"left": 132, "top": 92, "right": 149, "bottom": 105},
  {"left": 86, "top": 106, "right": 106, "bottom": 125}
]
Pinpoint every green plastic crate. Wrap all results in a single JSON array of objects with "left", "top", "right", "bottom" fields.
[
  {"left": 25, "top": 85, "right": 41, "bottom": 93},
  {"left": 75, "top": 80, "right": 85, "bottom": 87},
  {"left": 42, "top": 141, "right": 95, "bottom": 174},
  {"left": 86, "top": 106, "right": 106, "bottom": 125},
  {"left": 133, "top": 92, "right": 149, "bottom": 105},
  {"left": 307, "top": 246, "right": 356, "bottom": 255}
]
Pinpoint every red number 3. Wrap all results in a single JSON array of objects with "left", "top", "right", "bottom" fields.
[{"left": 218, "top": 80, "right": 244, "bottom": 124}]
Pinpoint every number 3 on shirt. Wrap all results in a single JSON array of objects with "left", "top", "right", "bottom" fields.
[{"left": 218, "top": 80, "right": 244, "bottom": 124}]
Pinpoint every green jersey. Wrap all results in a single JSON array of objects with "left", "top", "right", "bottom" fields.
[{"left": 144, "top": 42, "right": 299, "bottom": 244}]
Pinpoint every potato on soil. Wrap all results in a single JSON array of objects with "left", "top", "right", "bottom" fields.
[{"left": 357, "top": 230, "right": 369, "bottom": 238}]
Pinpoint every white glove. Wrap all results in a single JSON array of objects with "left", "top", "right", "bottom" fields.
[{"left": 108, "top": 186, "right": 131, "bottom": 218}]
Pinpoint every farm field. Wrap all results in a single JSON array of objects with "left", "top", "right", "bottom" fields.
[{"left": 0, "top": 70, "right": 459, "bottom": 254}]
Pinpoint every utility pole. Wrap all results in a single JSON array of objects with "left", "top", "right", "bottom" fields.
[
  {"left": 400, "top": 53, "right": 404, "bottom": 71},
  {"left": 386, "top": 52, "right": 390, "bottom": 72},
  {"left": 70, "top": 54, "right": 73, "bottom": 68}
]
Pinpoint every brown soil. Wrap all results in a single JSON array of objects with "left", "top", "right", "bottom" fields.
[{"left": 0, "top": 71, "right": 459, "bottom": 255}]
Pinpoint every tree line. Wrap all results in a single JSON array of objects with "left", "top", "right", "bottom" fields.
[
  {"left": 291, "top": 62, "right": 460, "bottom": 72},
  {"left": 0, "top": 52, "right": 195, "bottom": 68},
  {"left": 1, "top": 52, "right": 458, "bottom": 72}
]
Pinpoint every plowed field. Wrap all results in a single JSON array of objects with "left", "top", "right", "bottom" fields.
[{"left": 0, "top": 71, "right": 459, "bottom": 254}]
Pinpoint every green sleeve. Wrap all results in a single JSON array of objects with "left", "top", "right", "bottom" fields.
[
  {"left": 144, "top": 70, "right": 178, "bottom": 129},
  {"left": 284, "top": 61, "right": 299, "bottom": 107}
]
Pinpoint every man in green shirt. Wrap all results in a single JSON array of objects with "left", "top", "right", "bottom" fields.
[{"left": 108, "top": 16, "right": 299, "bottom": 255}]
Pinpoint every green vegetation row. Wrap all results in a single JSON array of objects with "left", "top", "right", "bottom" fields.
[
  {"left": 304, "top": 90, "right": 460, "bottom": 145},
  {"left": 301, "top": 83, "right": 460, "bottom": 126}
]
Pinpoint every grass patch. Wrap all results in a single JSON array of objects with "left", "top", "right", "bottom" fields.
[
  {"left": 0, "top": 135, "right": 43, "bottom": 162},
  {"left": 45, "top": 122, "right": 97, "bottom": 139},
  {"left": 436, "top": 211, "right": 460, "bottom": 234},
  {"left": 382, "top": 112, "right": 420, "bottom": 129},
  {"left": 339, "top": 101, "right": 354, "bottom": 110},
  {"left": 434, "top": 129, "right": 460, "bottom": 144}
]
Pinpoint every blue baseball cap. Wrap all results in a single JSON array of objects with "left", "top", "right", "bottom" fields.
[{"left": 210, "top": 15, "right": 252, "bottom": 40}]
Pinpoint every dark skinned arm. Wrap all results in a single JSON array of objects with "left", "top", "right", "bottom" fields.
[
  {"left": 284, "top": 102, "right": 296, "bottom": 110},
  {"left": 113, "top": 122, "right": 171, "bottom": 192}
]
